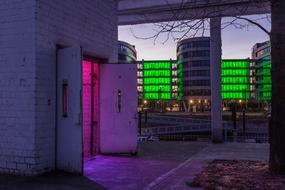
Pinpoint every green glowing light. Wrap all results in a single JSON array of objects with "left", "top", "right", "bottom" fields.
[
  {"left": 144, "top": 70, "right": 171, "bottom": 77},
  {"left": 222, "top": 85, "right": 249, "bottom": 91},
  {"left": 144, "top": 78, "right": 171, "bottom": 85},
  {"left": 221, "top": 60, "right": 249, "bottom": 68},
  {"left": 144, "top": 93, "right": 171, "bottom": 100},
  {"left": 222, "top": 69, "right": 249, "bottom": 76},
  {"left": 143, "top": 62, "right": 171, "bottom": 70},
  {"left": 255, "top": 59, "right": 272, "bottom": 100},
  {"left": 221, "top": 60, "right": 250, "bottom": 100},
  {"left": 142, "top": 61, "right": 174, "bottom": 100},
  {"left": 222, "top": 92, "right": 250, "bottom": 100},
  {"left": 222, "top": 77, "right": 249, "bottom": 84},
  {"left": 144, "top": 85, "right": 171, "bottom": 92}
]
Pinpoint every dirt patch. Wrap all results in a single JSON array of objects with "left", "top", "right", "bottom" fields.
[{"left": 189, "top": 160, "right": 285, "bottom": 190}]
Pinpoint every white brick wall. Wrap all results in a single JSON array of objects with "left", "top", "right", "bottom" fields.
[
  {"left": 0, "top": 0, "right": 37, "bottom": 175},
  {"left": 34, "top": 0, "right": 118, "bottom": 174},
  {"left": 0, "top": 0, "right": 118, "bottom": 175}
]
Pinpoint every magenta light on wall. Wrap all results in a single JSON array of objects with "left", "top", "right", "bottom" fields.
[{"left": 82, "top": 60, "right": 99, "bottom": 157}]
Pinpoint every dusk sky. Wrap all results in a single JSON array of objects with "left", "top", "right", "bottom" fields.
[{"left": 119, "top": 15, "right": 271, "bottom": 60}]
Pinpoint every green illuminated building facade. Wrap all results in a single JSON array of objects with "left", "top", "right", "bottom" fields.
[
  {"left": 252, "top": 41, "right": 272, "bottom": 102},
  {"left": 221, "top": 60, "right": 251, "bottom": 100},
  {"left": 137, "top": 60, "right": 178, "bottom": 100},
  {"left": 255, "top": 59, "right": 272, "bottom": 101},
  {"left": 137, "top": 60, "right": 178, "bottom": 110},
  {"left": 135, "top": 40, "right": 272, "bottom": 112}
]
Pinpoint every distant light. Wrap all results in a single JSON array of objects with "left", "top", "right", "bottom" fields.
[
  {"left": 144, "top": 100, "right": 148, "bottom": 104},
  {"left": 198, "top": 100, "right": 201, "bottom": 103},
  {"left": 190, "top": 100, "right": 193, "bottom": 104},
  {"left": 239, "top": 100, "right": 242, "bottom": 103}
]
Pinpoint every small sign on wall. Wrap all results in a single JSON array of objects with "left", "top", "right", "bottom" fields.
[
  {"left": 62, "top": 79, "right": 68, "bottom": 117},
  {"left": 117, "top": 90, "right": 122, "bottom": 113}
]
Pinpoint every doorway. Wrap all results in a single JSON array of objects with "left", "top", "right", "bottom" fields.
[
  {"left": 56, "top": 46, "right": 138, "bottom": 175},
  {"left": 82, "top": 60, "right": 100, "bottom": 159}
]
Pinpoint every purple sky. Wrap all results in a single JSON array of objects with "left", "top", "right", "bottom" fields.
[{"left": 118, "top": 15, "right": 271, "bottom": 60}]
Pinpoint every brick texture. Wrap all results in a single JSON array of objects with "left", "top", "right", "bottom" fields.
[{"left": 0, "top": 0, "right": 118, "bottom": 175}]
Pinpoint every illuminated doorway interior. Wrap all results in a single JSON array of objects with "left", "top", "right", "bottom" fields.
[{"left": 82, "top": 60, "right": 100, "bottom": 159}]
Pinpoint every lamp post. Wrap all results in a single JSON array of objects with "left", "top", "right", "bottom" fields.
[
  {"left": 232, "top": 102, "right": 237, "bottom": 142},
  {"left": 189, "top": 99, "right": 193, "bottom": 113},
  {"left": 143, "top": 100, "right": 148, "bottom": 124},
  {"left": 159, "top": 86, "right": 163, "bottom": 112}
]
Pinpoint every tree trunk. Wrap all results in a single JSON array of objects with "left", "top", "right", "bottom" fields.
[{"left": 269, "top": 0, "right": 285, "bottom": 173}]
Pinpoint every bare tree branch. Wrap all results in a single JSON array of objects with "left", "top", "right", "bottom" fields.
[
  {"left": 130, "top": 0, "right": 271, "bottom": 43},
  {"left": 235, "top": 16, "right": 271, "bottom": 36}
]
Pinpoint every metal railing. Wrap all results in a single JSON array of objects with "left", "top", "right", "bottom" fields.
[{"left": 140, "top": 115, "right": 269, "bottom": 143}]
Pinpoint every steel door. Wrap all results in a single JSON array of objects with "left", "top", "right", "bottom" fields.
[
  {"left": 100, "top": 64, "right": 138, "bottom": 154},
  {"left": 57, "top": 45, "right": 83, "bottom": 174}
]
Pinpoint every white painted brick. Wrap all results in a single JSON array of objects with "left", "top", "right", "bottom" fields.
[
  {"left": 7, "top": 162, "right": 17, "bottom": 170},
  {"left": 16, "top": 163, "right": 28, "bottom": 170},
  {"left": 0, "top": 0, "right": 118, "bottom": 175}
]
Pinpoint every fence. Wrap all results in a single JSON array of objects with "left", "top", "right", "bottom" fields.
[{"left": 140, "top": 115, "right": 269, "bottom": 143}]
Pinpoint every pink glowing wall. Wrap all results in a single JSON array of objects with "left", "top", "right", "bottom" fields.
[
  {"left": 82, "top": 60, "right": 99, "bottom": 157},
  {"left": 99, "top": 64, "right": 138, "bottom": 154}
]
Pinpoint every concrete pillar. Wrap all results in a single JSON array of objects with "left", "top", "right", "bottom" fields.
[{"left": 210, "top": 17, "right": 223, "bottom": 143}]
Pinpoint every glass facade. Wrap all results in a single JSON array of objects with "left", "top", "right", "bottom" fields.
[
  {"left": 252, "top": 41, "right": 272, "bottom": 102},
  {"left": 118, "top": 41, "right": 137, "bottom": 64},
  {"left": 177, "top": 60, "right": 183, "bottom": 101},
  {"left": 221, "top": 60, "right": 251, "bottom": 100},
  {"left": 137, "top": 61, "right": 178, "bottom": 101},
  {"left": 255, "top": 59, "right": 272, "bottom": 101},
  {"left": 177, "top": 37, "right": 211, "bottom": 103},
  {"left": 142, "top": 61, "right": 176, "bottom": 100},
  {"left": 139, "top": 60, "right": 259, "bottom": 102}
]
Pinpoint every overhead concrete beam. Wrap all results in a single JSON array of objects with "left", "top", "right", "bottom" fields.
[{"left": 118, "top": 0, "right": 270, "bottom": 25}]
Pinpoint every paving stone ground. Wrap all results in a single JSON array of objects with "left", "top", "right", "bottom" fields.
[
  {"left": 0, "top": 142, "right": 269, "bottom": 190},
  {"left": 85, "top": 141, "right": 208, "bottom": 190},
  {"left": 85, "top": 142, "right": 269, "bottom": 190}
]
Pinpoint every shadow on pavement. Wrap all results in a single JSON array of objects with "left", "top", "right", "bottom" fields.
[{"left": 0, "top": 171, "right": 106, "bottom": 190}]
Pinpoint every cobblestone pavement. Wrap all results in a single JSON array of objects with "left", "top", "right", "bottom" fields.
[
  {"left": 85, "top": 142, "right": 269, "bottom": 190},
  {"left": 0, "top": 142, "right": 268, "bottom": 190},
  {"left": 85, "top": 141, "right": 208, "bottom": 190}
]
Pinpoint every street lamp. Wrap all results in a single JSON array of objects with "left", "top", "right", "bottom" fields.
[
  {"left": 189, "top": 99, "right": 193, "bottom": 113},
  {"left": 159, "top": 86, "right": 163, "bottom": 112}
]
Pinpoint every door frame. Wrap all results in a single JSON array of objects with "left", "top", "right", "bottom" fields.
[{"left": 82, "top": 55, "right": 107, "bottom": 157}]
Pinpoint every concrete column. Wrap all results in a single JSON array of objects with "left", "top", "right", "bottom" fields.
[{"left": 210, "top": 17, "right": 223, "bottom": 143}]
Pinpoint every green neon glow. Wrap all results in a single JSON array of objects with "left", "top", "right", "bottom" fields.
[
  {"left": 142, "top": 61, "right": 174, "bottom": 100},
  {"left": 144, "top": 93, "right": 171, "bottom": 100},
  {"left": 263, "top": 84, "right": 272, "bottom": 89},
  {"left": 222, "top": 92, "right": 250, "bottom": 99},
  {"left": 222, "top": 85, "right": 249, "bottom": 91},
  {"left": 144, "top": 78, "right": 171, "bottom": 85},
  {"left": 144, "top": 70, "right": 171, "bottom": 77},
  {"left": 143, "top": 62, "right": 171, "bottom": 70},
  {"left": 222, "top": 77, "right": 249, "bottom": 84},
  {"left": 221, "top": 60, "right": 250, "bottom": 100},
  {"left": 221, "top": 60, "right": 249, "bottom": 68},
  {"left": 144, "top": 85, "right": 171, "bottom": 92},
  {"left": 255, "top": 59, "right": 272, "bottom": 100},
  {"left": 222, "top": 69, "right": 249, "bottom": 76}
]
